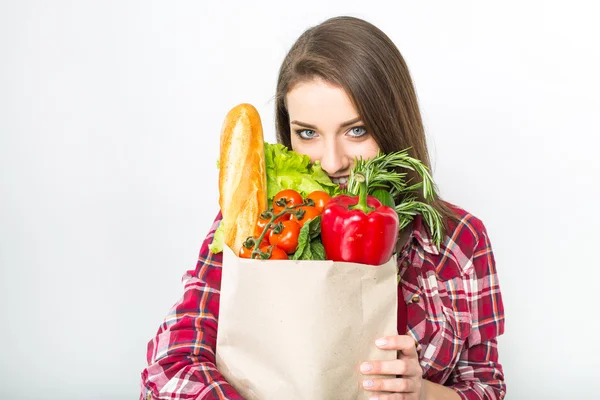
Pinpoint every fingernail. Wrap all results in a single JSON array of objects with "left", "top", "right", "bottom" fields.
[
  {"left": 360, "top": 363, "right": 372, "bottom": 372},
  {"left": 363, "top": 379, "right": 374, "bottom": 388},
  {"left": 375, "top": 338, "right": 388, "bottom": 346},
  {"left": 369, "top": 397, "right": 379, "bottom": 400}
]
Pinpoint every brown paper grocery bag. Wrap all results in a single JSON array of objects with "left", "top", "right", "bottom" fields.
[{"left": 216, "top": 245, "right": 398, "bottom": 400}]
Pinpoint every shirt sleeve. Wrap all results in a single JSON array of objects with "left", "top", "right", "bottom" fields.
[
  {"left": 140, "top": 212, "right": 244, "bottom": 400},
  {"left": 447, "top": 219, "right": 506, "bottom": 400}
]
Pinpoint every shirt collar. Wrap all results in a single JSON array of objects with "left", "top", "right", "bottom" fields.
[{"left": 410, "top": 215, "right": 440, "bottom": 255}]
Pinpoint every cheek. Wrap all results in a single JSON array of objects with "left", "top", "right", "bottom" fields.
[{"left": 349, "top": 137, "right": 380, "bottom": 160}]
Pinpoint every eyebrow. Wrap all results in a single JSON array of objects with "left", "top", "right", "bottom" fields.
[{"left": 291, "top": 116, "right": 362, "bottom": 130}]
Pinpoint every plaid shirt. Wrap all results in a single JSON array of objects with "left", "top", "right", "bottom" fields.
[{"left": 140, "top": 205, "right": 505, "bottom": 400}]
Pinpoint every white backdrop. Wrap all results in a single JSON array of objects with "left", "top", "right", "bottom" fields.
[{"left": 1, "top": 1, "right": 599, "bottom": 399}]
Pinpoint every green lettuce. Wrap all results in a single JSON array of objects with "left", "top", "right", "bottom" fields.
[
  {"left": 208, "top": 221, "right": 226, "bottom": 254},
  {"left": 209, "top": 142, "right": 340, "bottom": 254},
  {"left": 264, "top": 143, "right": 340, "bottom": 201}
]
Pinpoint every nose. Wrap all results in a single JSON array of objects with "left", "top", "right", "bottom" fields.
[{"left": 319, "top": 139, "right": 347, "bottom": 176}]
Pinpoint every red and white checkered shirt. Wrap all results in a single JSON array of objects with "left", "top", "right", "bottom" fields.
[{"left": 140, "top": 205, "right": 505, "bottom": 399}]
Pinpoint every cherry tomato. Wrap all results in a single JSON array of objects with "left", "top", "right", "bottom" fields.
[
  {"left": 291, "top": 205, "right": 321, "bottom": 228},
  {"left": 272, "top": 189, "right": 303, "bottom": 215},
  {"left": 268, "top": 220, "right": 301, "bottom": 254},
  {"left": 306, "top": 191, "right": 332, "bottom": 213},
  {"left": 254, "top": 212, "right": 290, "bottom": 237},
  {"left": 238, "top": 245, "right": 253, "bottom": 259},
  {"left": 238, "top": 236, "right": 269, "bottom": 258},
  {"left": 258, "top": 236, "right": 270, "bottom": 247},
  {"left": 258, "top": 244, "right": 288, "bottom": 260}
]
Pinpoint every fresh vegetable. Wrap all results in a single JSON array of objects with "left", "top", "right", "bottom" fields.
[
  {"left": 255, "top": 213, "right": 272, "bottom": 237},
  {"left": 247, "top": 191, "right": 306, "bottom": 260},
  {"left": 306, "top": 191, "right": 332, "bottom": 213},
  {"left": 291, "top": 216, "right": 326, "bottom": 261},
  {"left": 290, "top": 205, "right": 320, "bottom": 228},
  {"left": 239, "top": 236, "right": 269, "bottom": 258},
  {"left": 258, "top": 244, "right": 289, "bottom": 260},
  {"left": 238, "top": 245, "right": 253, "bottom": 259},
  {"left": 272, "top": 189, "right": 304, "bottom": 215},
  {"left": 268, "top": 220, "right": 301, "bottom": 254},
  {"left": 208, "top": 221, "right": 226, "bottom": 254},
  {"left": 264, "top": 143, "right": 340, "bottom": 201},
  {"left": 346, "top": 150, "right": 444, "bottom": 249},
  {"left": 254, "top": 211, "right": 289, "bottom": 237},
  {"left": 239, "top": 234, "right": 290, "bottom": 260},
  {"left": 321, "top": 173, "right": 399, "bottom": 265},
  {"left": 241, "top": 189, "right": 328, "bottom": 261},
  {"left": 371, "top": 188, "right": 395, "bottom": 208}
]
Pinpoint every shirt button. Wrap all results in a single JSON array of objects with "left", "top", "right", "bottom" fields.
[{"left": 411, "top": 295, "right": 420, "bottom": 303}]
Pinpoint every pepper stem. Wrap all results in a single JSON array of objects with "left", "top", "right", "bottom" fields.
[{"left": 349, "top": 172, "right": 373, "bottom": 213}]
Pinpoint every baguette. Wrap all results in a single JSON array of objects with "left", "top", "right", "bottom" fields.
[{"left": 218, "top": 103, "right": 268, "bottom": 253}]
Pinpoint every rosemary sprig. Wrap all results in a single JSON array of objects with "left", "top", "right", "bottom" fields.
[
  {"left": 346, "top": 149, "right": 444, "bottom": 248},
  {"left": 394, "top": 197, "right": 444, "bottom": 247}
]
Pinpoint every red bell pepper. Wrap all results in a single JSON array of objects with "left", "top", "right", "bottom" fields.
[{"left": 321, "top": 173, "right": 399, "bottom": 265}]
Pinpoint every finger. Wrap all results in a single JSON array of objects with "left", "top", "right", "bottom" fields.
[
  {"left": 375, "top": 335, "right": 419, "bottom": 358},
  {"left": 362, "top": 376, "right": 419, "bottom": 394},
  {"left": 360, "top": 359, "right": 419, "bottom": 377}
]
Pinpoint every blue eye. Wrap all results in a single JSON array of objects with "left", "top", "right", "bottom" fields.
[
  {"left": 295, "top": 129, "right": 317, "bottom": 140},
  {"left": 348, "top": 126, "right": 367, "bottom": 137}
]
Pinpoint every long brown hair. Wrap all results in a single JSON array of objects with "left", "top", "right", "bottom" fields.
[{"left": 275, "top": 16, "right": 458, "bottom": 228}]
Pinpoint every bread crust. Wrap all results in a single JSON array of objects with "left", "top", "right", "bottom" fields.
[{"left": 218, "top": 103, "right": 268, "bottom": 253}]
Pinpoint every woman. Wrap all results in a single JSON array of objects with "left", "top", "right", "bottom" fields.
[{"left": 141, "top": 16, "right": 505, "bottom": 400}]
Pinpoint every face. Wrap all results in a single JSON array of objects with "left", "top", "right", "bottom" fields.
[{"left": 287, "top": 78, "right": 379, "bottom": 190}]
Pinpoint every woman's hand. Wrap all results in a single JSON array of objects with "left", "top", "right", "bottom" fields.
[{"left": 360, "top": 335, "right": 424, "bottom": 400}]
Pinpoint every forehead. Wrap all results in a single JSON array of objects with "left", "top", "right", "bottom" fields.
[{"left": 286, "top": 79, "right": 360, "bottom": 122}]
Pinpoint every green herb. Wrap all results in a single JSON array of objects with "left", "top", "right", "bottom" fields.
[
  {"left": 292, "top": 216, "right": 326, "bottom": 261},
  {"left": 371, "top": 188, "right": 396, "bottom": 208},
  {"left": 309, "top": 240, "right": 326, "bottom": 260}
]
